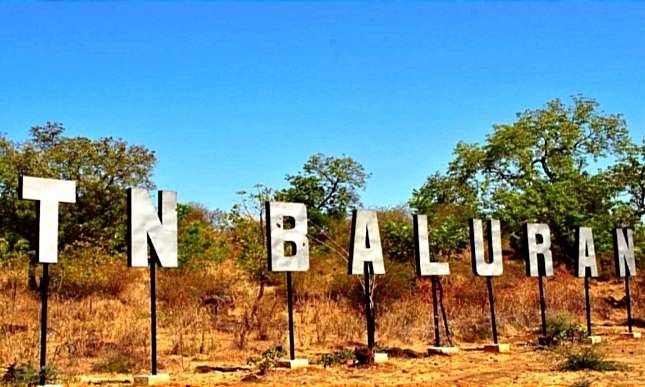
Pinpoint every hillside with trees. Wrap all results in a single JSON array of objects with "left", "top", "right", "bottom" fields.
[{"left": 0, "top": 97, "right": 643, "bottom": 385}]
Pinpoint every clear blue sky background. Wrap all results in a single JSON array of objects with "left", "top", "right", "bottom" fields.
[{"left": 1, "top": 2, "right": 644, "bottom": 211}]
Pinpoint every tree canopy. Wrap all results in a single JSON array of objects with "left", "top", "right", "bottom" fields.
[
  {"left": 0, "top": 123, "right": 156, "bottom": 288},
  {"left": 411, "top": 96, "right": 643, "bottom": 261},
  {"left": 277, "top": 153, "right": 369, "bottom": 231}
]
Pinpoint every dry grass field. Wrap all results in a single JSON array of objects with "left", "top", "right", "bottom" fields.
[{"left": 1, "top": 257, "right": 643, "bottom": 386}]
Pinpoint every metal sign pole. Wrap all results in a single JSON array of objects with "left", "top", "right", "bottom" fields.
[
  {"left": 584, "top": 269, "right": 592, "bottom": 336},
  {"left": 538, "top": 275, "right": 547, "bottom": 337},
  {"left": 286, "top": 272, "right": 296, "bottom": 361},
  {"left": 39, "top": 263, "right": 49, "bottom": 386},
  {"left": 149, "top": 258, "right": 158, "bottom": 375},
  {"left": 363, "top": 262, "right": 375, "bottom": 349},
  {"left": 486, "top": 276, "right": 499, "bottom": 344},
  {"left": 431, "top": 275, "right": 441, "bottom": 346},
  {"left": 625, "top": 274, "right": 633, "bottom": 333}
]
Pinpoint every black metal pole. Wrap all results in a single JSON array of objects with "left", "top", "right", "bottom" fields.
[
  {"left": 431, "top": 275, "right": 440, "bottom": 346},
  {"left": 625, "top": 274, "right": 633, "bottom": 333},
  {"left": 486, "top": 276, "right": 498, "bottom": 344},
  {"left": 538, "top": 275, "right": 547, "bottom": 337},
  {"left": 363, "top": 262, "right": 375, "bottom": 349},
  {"left": 584, "top": 271, "right": 592, "bottom": 336},
  {"left": 149, "top": 258, "right": 158, "bottom": 375},
  {"left": 39, "top": 263, "right": 49, "bottom": 386},
  {"left": 286, "top": 271, "right": 296, "bottom": 360}
]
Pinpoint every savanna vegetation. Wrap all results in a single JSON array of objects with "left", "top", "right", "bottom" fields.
[{"left": 0, "top": 96, "right": 643, "bottom": 385}]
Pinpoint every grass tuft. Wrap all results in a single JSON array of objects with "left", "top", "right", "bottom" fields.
[{"left": 559, "top": 346, "right": 626, "bottom": 372}]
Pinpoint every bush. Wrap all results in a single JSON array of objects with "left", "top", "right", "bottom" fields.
[
  {"left": 50, "top": 242, "right": 136, "bottom": 299},
  {"left": 559, "top": 346, "right": 625, "bottom": 372},
  {"left": 2, "top": 363, "right": 58, "bottom": 385},
  {"left": 320, "top": 349, "right": 356, "bottom": 368},
  {"left": 246, "top": 346, "right": 286, "bottom": 374},
  {"left": 543, "top": 313, "right": 587, "bottom": 346}
]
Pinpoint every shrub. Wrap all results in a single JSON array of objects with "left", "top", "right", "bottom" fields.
[
  {"left": 319, "top": 349, "right": 356, "bottom": 368},
  {"left": 2, "top": 363, "right": 58, "bottom": 385},
  {"left": 559, "top": 346, "right": 626, "bottom": 372},
  {"left": 246, "top": 346, "right": 286, "bottom": 374},
  {"left": 50, "top": 242, "right": 136, "bottom": 299},
  {"left": 543, "top": 313, "right": 586, "bottom": 346}
]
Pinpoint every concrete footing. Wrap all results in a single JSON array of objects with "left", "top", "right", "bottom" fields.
[
  {"left": 483, "top": 343, "right": 511, "bottom": 353},
  {"left": 621, "top": 331, "right": 641, "bottom": 339},
  {"left": 78, "top": 375, "right": 133, "bottom": 384},
  {"left": 374, "top": 352, "right": 388, "bottom": 363},
  {"left": 278, "top": 358, "right": 309, "bottom": 369},
  {"left": 585, "top": 335, "right": 602, "bottom": 344},
  {"left": 427, "top": 346, "right": 459, "bottom": 356},
  {"left": 133, "top": 373, "right": 170, "bottom": 386},
  {"left": 38, "top": 384, "right": 62, "bottom": 387},
  {"left": 290, "top": 358, "right": 309, "bottom": 368}
]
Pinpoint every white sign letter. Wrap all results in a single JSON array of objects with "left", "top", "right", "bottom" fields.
[
  {"left": 613, "top": 228, "right": 636, "bottom": 277},
  {"left": 265, "top": 202, "right": 309, "bottom": 272},
  {"left": 19, "top": 176, "right": 76, "bottom": 263},
  {"left": 524, "top": 223, "right": 554, "bottom": 277},
  {"left": 576, "top": 227, "right": 598, "bottom": 277},
  {"left": 413, "top": 214, "right": 450, "bottom": 276},
  {"left": 469, "top": 219, "right": 503, "bottom": 277},
  {"left": 127, "top": 189, "right": 177, "bottom": 268},
  {"left": 348, "top": 210, "right": 385, "bottom": 275}
]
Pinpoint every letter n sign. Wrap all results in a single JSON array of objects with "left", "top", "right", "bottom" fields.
[{"left": 127, "top": 188, "right": 178, "bottom": 267}]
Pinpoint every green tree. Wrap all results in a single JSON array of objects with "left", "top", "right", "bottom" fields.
[
  {"left": 612, "top": 138, "right": 645, "bottom": 219},
  {"left": 177, "top": 203, "right": 230, "bottom": 269},
  {"left": 277, "top": 153, "right": 369, "bottom": 231},
  {"left": 230, "top": 184, "right": 274, "bottom": 286},
  {"left": 0, "top": 123, "right": 156, "bottom": 289},
  {"left": 411, "top": 96, "right": 639, "bottom": 262}
]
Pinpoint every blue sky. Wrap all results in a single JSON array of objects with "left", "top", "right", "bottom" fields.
[{"left": 1, "top": 2, "right": 644, "bottom": 211}]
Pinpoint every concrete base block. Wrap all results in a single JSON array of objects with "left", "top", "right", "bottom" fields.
[
  {"left": 427, "top": 346, "right": 459, "bottom": 356},
  {"left": 621, "top": 331, "right": 641, "bottom": 339},
  {"left": 374, "top": 352, "right": 388, "bottom": 363},
  {"left": 78, "top": 375, "right": 133, "bottom": 384},
  {"left": 278, "top": 359, "right": 309, "bottom": 369},
  {"left": 289, "top": 358, "right": 309, "bottom": 369},
  {"left": 483, "top": 343, "right": 511, "bottom": 353},
  {"left": 133, "top": 373, "right": 170, "bottom": 386},
  {"left": 585, "top": 335, "right": 602, "bottom": 344},
  {"left": 38, "top": 385, "right": 62, "bottom": 387}
]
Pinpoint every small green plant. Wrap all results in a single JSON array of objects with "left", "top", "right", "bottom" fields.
[
  {"left": 246, "top": 346, "right": 286, "bottom": 375},
  {"left": 559, "top": 346, "right": 626, "bottom": 372},
  {"left": 320, "top": 348, "right": 356, "bottom": 368},
  {"left": 542, "top": 313, "right": 587, "bottom": 346},
  {"left": 1, "top": 363, "right": 58, "bottom": 386}
]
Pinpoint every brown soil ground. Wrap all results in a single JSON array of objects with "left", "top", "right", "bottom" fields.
[{"left": 70, "top": 325, "right": 644, "bottom": 386}]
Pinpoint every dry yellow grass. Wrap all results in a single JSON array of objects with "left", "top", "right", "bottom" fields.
[{"left": 0, "top": 257, "right": 642, "bottom": 385}]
